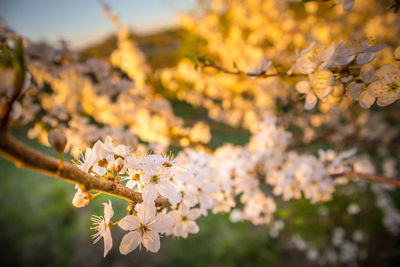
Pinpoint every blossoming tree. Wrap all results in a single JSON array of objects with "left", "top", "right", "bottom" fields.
[{"left": 1, "top": 0, "right": 400, "bottom": 265}]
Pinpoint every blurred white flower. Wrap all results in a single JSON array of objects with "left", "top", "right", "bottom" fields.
[
  {"left": 368, "top": 64, "right": 400, "bottom": 106},
  {"left": 296, "top": 70, "right": 334, "bottom": 110},
  {"left": 91, "top": 201, "right": 114, "bottom": 257},
  {"left": 170, "top": 204, "right": 201, "bottom": 238}
]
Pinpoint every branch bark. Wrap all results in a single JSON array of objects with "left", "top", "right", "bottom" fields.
[
  {"left": 331, "top": 172, "right": 400, "bottom": 187},
  {"left": 200, "top": 62, "right": 304, "bottom": 79},
  {"left": 0, "top": 131, "right": 170, "bottom": 207}
]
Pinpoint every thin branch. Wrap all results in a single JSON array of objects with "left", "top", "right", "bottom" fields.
[
  {"left": 200, "top": 62, "right": 303, "bottom": 79},
  {"left": 0, "top": 131, "right": 170, "bottom": 207},
  {"left": 332, "top": 172, "right": 400, "bottom": 187}
]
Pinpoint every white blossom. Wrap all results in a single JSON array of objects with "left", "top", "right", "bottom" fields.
[
  {"left": 118, "top": 202, "right": 173, "bottom": 253},
  {"left": 91, "top": 201, "right": 114, "bottom": 257}
]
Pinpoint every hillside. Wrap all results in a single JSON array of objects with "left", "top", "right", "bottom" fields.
[{"left": 78, "top": 28, "right": 187, "bottom": 69}]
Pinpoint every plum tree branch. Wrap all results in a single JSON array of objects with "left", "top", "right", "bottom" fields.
[
  {"left": 197, "top": 60, "right": 304, "bottom": 79},
  {"left": 331, "top": 172, "right": 400, "bottom": 187},
  {"left": 0, "top": 131, "right": 170, "bottom": 207}
]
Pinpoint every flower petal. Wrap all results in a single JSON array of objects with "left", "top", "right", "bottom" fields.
[
  {"left": 296, "top": 81, "right": 311, "bottom": 94},
  {"left": 296, "top": 57, "right": 316, "bottom": 74},
  {"left": 157, "top": 181, "right": 181, "bottom": 205},
  {"left": 142, "top": 230, "right": 160, "bottom": 253},
  {"left": 138, "top": 201, "right": 156, "bottom": 225},
  {"left": 118, "top": 215, "right": 140, "bottom": 231},
  {"left": 356, "top": 53, "right": 375, "bottom": 65},
  {"left": 119, "top": 231, "right": 141, "bottom": 255},
  {"left": 103, "top": 201, "right": 114, "bottom": 224},
  {"left": 360, "top": 65, "right": 375, "bottom": 83},
  {"left": 152, "top": 214, "right": 173, "bottom": 233},
  {"left": 187, "top": 208, "right": 202, "bottom": 221},
  {"left": 142, "top": 183, "right": 158, "bottom": 203},
  {"left": 359, "top": 91, "right": 375, "bottom": 109},
  {"left": 376, "top": 91, "right": 398, "bottom": 106},
  {"left": 347, "top": 83, "right": 363, "bottom": 100},
  {"left": 186, "top": 221, "right": 200, "bottom": 234},
  {"left": 103, "top": 228, "right": 113, "bottom": 257},
  {"left": 304, "top": 93, "right": 317, "bottom": 110},
  {"left": 342, "top": 0, "right": 355, "bottom": 11},
  {"left": 173, "top": 221, "right": 186, "bottom": 237}
]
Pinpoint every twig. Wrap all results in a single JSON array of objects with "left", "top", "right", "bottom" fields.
[
  {"left": 331, "top": 172, "right": 400, "bottom": 187},
  {"left": 0, "top": 81, "right": 23, "bottom": 131},
  {"left": 0, "top": 131, "right": 170, "bottom": 207},
  {"left": 201, "top": 62, "right": 303, "bottom": 79}
]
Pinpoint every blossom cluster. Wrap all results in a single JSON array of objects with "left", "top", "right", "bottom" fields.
[
  {"left": 292, "top": 41, "right": 400, "bottom": 110},
  {"left": 1, "top": 18, "right": 212, "bottom": 158},
  {"left": 71, "top": 115, "right": 362, "bottom": 257}
]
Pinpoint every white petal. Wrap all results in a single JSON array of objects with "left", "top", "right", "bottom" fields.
[
  {"left": 173, "top": 222, "right": 186, "bottom": 237},
  {"left": 103, "top": 201, "right": 114, "bottom": 224},
  {"left": 367, "top": 81, "right": 381, "bottom": 96},
  {"left": 119, "top": 231, "right": 141, "bottom": 255},
  {"left": 304, "top": 93, "right": 317, "bottom": 110},
  {"left": 142, "top": 230, "right": 161, "bottom": 253},
  {"left": 300, "top": 42, "right": 316, "bottom": 56},
  {"left": 157, "top": 181, "right": 181, "bottom": 205},
  {"left": 356, "top": 53, "right": 375, "bottom": 65},
  {"left": 118, "top": 215, "right": 140, "bottom": 231},
  {"left": 103, "top": 228, "right": 113, "bottom": 257},
  {"left": 187, "top": 208, "right": 202, "bottom": 221},
  {"left": 142, "top": 184, "right": 158, "bottom": 203},
  {"left": 10, "top": 102, "right": 22, "bottom": 121},
  {"left": 296, "top": 81, "right": 311, "bottom": 94},
  {"left": 186, "top": 221, "right": 199, "bottom": 234},
  {"left": 314, "top": 86, "right": 332, "bottom": 100},
  {"left": 183, "top": 192, "right": 198, "bottom": 207},
  {"left": 138, "top": 201, "right": 156, "bottom": 225},
  {"left": 296, "top": 57, "right": 316, "bottom": 74},
  {"left": 152, "top": 214, "right": 173, "bottom": 233},
  {"left": 376, "top": 92, "right": 398, "bottom": 106},
  {"left": 342, "top": 0, "right": 355, "bottom": 11},
  {"left": 347, "top": 83, "right": 363, "bottom": 100},
  {"left": 359, "top": 91, "right": 375, "bottom": 109},
  {"left": 320, "top": 43, "right": 336, "bottom": 68},
  {"left": 360, "top": 65, "right": 375, "bottom": 83},
  {"left": 364, "top": 44, "right": 386, "bottom": 53}
]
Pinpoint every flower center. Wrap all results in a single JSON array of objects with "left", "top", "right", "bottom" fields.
[
  {"left": 162, "top": 161, "right": 172, "bottom": 167},
  {"left": 151, "top": 175, "right": 160, "bottom": 183},
  {"left": 388, "top": 82, "right": 399, "bottom": 92},
  {"left": 140, "top": 223, "right": 149, "bottom": 234}
]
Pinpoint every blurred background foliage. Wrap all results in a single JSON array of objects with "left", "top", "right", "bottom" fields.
[{"left": 1, "top": 19, "right": 400, "bottom": 267}]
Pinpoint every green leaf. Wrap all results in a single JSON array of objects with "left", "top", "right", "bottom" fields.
[
  {"left": 1, "top": 45, "right": 13, "bottom": 68},
  {"left": 232, "top": 61, "right": 238, "bottom": 69},
  {"left": 184, "top": 55, "right": 200, "bottom": 70},
  {"left": 13, "top": 37, "right": 26, "bottom": 94}
]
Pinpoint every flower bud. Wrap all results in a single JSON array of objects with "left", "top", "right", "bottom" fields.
[
  {"left": 0, "top": 68, "right": 14, "bottom": 94},
  {"left": 48, "top": 129, "right": 67, "bottom": 153},
  {"left": 114, "top": 157, "right": 124, "bottom": 173},
  {"left": 395, "top": 46, "right": 400, "bottom": 61},
  {"left": 72, "top": 191, "right": 92, "bottom": 208}
]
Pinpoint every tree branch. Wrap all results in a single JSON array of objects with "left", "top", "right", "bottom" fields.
[
  {"left": 202, "top": 63, "right": 281, "bottom": 78},
  {"left": 0, "top": 131, "right": 170, "bottom": 207},
  {"left": 200, "top": 62, "right": 303, "bottom": 79},
  {"left": 331, "top": 172, "right": 400, "bottom": 187}
]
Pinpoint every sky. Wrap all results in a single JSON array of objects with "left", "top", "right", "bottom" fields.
[{"left": 0, "top": 0, "right": 196, "bottom": 48}]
